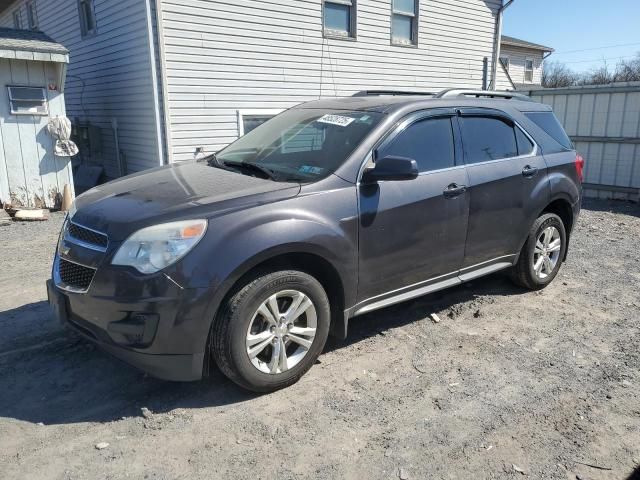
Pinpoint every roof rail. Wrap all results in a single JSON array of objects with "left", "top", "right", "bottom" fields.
[
  {"left": 434, "top": 89, "right": 535, "bottom": 102},
  {"left": 352, "top": 90, "right": 435, "bottom": 97}
]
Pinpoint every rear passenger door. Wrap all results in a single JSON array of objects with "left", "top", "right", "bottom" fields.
[{"left": 457, "top": 109, "right": 550, "bottom": 269}]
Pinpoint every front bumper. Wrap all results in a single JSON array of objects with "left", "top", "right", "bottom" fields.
[{"left": 47, "top": 269, "right": 209, "bottom": 382}]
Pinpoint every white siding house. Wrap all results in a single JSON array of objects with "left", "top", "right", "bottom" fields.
[
  {"left": 0, "top": 28, "right": 72, "bottom": 207},
  {"left": 500, "top": 35, "right": 553, "bottom": 88},
  {"left": 1, "top": 0, "right": 511, "bottom": 175}
]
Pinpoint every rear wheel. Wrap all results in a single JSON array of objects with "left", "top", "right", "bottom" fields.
[
  {"left": 510, "top": 213, "right": 567, "bottom": 290},
  {"left": 212, "top": 270, "right": 330, "bottom": 392}
]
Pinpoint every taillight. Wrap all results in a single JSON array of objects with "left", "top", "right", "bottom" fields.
[{"left": 575, "top": 154, "right": 584, "bottom": 183}]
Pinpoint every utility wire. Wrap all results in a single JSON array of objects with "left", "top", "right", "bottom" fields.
[
  {"left": 561, "top": 55, "right": 638, "bottom": 64},
  {"left": 553, "top": 41, "right": 640, "bottom": 55}
]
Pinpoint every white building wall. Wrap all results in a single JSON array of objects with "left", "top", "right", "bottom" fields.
[
  {"left": 0, "top": 0, "right": 162, "bottom": 177},
  {"left": 0, "top": 58, "right": 72, "bottom": 207},
  {"left": 158, "top": 0, "right": 503, "bottom": 161},
  {"left": 500, "top": 44, "right": 544, "bottom": 87}
]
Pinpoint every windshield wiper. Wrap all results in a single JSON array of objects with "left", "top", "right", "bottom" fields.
[
  {"left": 222, "top": 160, "right": 278, "bottom": 181},
  {"left": 199, "top": 152, "right": 221, "bottom": 167}
]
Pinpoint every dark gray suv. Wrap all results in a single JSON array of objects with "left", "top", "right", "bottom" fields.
[{"left": 47, "top": 90, "right": 583, "bottom": 392}]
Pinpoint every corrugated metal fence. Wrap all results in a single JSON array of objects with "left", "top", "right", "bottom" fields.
[{"left": 525, "top": 82, "right": 640, "bottom": 200}]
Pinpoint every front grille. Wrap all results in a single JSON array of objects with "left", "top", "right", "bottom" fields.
[
  {"left": 67, "top": 222, "right": 108, "bottom": 249},
  {"left": 58, "top": 258, "right": 96, "bottom": 291}
]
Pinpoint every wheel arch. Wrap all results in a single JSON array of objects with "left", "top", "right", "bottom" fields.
[
  {"left": 203, "top": 246, "right": 350, "bottom": 372},
  {"left": 541, "top": 197, "right": 574, "bottom": 261}
]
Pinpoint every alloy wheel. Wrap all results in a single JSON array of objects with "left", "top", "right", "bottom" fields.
[
  {"left": 533, "top": 226, "right": 562, "bottom": 280},
  {"left": 245, "top": 290, "right": 317, "bottom": 374}
]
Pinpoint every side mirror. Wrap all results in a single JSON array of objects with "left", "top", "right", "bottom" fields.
[{"left": 362, "top": 155, "right": 419, "bottom": 183}]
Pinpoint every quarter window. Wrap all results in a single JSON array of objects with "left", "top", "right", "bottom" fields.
[
  {"left": 26, "top": 1, "right": 38, "bottom": 29},
  {"left": 524, "top": 111, "right": 573, "bottom": 150},
  {"left": 378, "top": 117, "right": 455, "bottom": 172},
  {"left": 323, "top": 0, "right": 356, "bottom": 38},
  {"left": 78, "top": 0, "right": 97, "bottom": 37},
  {"left": 392, "top": 0, "right": 418, "bottom": 45},
  {"left": 524, "top": 59, "right": 534, "bottom": 82},
  {"left": 459, "top": 117, "right": 518, "bottom": 164}
]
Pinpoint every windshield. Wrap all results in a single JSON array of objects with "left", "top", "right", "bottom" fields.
[{"left": 215, "top": 109, "right": 384, "bottom": 182}]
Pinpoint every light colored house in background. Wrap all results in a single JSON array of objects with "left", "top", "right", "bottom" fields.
[
  {"left": 500, "top": 35, "right": 554, "bottom": 88},
  {"left": 0, "top": 27, "right": 72, "bottom": 208},
  {"left": 1, "top": 0, "right": 510, "bottom": 179}
]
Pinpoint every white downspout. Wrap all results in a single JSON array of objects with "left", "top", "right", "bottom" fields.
[
  {"left": 489, "top": 0, "right": 515, "bottom": 90},
  {"left": 151, "top": 0, "right": 173, "bottom": 165},
  {"left": 144, "top": 0, "right": 165, "bottom": 166}
]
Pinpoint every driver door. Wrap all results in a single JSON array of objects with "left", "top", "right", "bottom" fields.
[{"left": 357, "top": 110, "right": 470, "bottom": 302}]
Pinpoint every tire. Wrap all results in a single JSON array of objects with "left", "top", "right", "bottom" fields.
[
  {"left": 509, "top": 213, "right": 567, "bottom": 290},
  {"left": 212, "top": 270, "right": 331, "bottom": 392}
]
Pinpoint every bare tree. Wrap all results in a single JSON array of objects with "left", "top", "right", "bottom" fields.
[
  {"left": 613, "top": 53, "right": 640, "bottom": 82},
  {"left": 542, "top": 61, "right": 579, "bottom": 88},
  {"left": 579, "top": 60, "right": 614, "bottom": 85}
]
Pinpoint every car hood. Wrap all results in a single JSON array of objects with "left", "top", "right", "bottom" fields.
[{"left": 72, "top": 161, "right": 301, "bottom": 241}]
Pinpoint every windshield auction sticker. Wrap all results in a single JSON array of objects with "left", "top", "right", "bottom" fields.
[{"left": 316, "top": 114, "right": 355, "bottom": 127}]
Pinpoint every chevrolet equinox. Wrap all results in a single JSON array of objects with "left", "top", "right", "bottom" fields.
[{"left": 48, "top": 90, "right": 583, "bottom": 392}]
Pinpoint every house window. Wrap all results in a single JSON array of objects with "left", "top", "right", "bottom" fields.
[
  {"left": 392, "top": 0, "right": 418, "bottom": 45},
  {"left": 500, "top": 56, "right": 510, "bottom": 72},
  {"left": 524, "top": 58, "right": 534, "bottom": 82},
  {"left": 12, "top": 10, "right": 21, "bottom": 29},
  {"left": 78, "top": 0, "right": 97, "bottom": 37},
  {"left": 237, "top": 109, "right": 283, "bottom": 136},
  {"left": 323, "top": 0, "right": 356, "bottom": 38},
  {"left": 8, "top": 86, "right": 48, "bottom": 115},
  {"left": 26, "top": 1, "right": 38, "bottom": 29}
]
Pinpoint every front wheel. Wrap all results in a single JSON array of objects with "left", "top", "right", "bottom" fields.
[
  {"left": 211, "top": 270, "right": 330, "bottom": 392},
  {"left": 509, "top": 213, "right": 567, "bottom": 290}
]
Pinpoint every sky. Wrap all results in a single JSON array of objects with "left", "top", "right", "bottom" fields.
[{"left": 502, "top": 0, "right": 640, "bottom": 73}]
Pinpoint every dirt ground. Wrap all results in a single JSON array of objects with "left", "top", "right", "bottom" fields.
[{"left": 0, "top": 199, "right": 639, "bottom": 480}]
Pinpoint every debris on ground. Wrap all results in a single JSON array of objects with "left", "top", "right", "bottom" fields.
[
  {"left": 95, "top": 442, "right": 109, "bottom": 450},
  {"left": 430, "top": 313, "right": 441, "bottom": 323},
  {"left": 13, "top": 209, "right": 48, "bottom": 221}
]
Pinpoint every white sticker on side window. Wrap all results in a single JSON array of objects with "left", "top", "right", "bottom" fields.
[{"left": 316, "top": 114, "right": 355, "bottom": 127}]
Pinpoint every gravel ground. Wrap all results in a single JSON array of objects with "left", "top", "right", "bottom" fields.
[{"left": 0, "top": 199, "right": 639, "bottom": 480}]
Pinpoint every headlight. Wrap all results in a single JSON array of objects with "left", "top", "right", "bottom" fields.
[{"left": 112, "top": 219, "right": 207, "bottom": 274}]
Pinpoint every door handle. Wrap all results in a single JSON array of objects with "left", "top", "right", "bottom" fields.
[
  {"left": 443, "top": 183, "right": 467, "bottom": 198},
  {"left": 522, "top": 165, "right": 538, "bottom": 177}
]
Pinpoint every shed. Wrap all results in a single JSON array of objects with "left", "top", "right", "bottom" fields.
[{"left": 0, "top": 27, "right": 72, "bottom": 208}]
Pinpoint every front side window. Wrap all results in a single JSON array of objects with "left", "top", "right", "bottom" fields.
[
  {"left": 26, "top": 1, "right": 38, "bottom": 29},
  {"left": 216, "top": 109, "right": 383, "bottom": 182},
  {"left": 8, "top": 86, "right": 48, "bottom": 115},
  {"left": 392, "top": 0, "right": 418, "bottom": 45},
  {"left": 323, "top": 0, "right": 356, "bottom": 38},
  {"left": 459, "top": 116, "right": 518, "bottom": 164},
  {"left": 13, "top": 10, "right": 21, "bottom": 29},
  {"left": 78, "top": 0, "right": 97, "bottom": 37},
  {"left": 524, "top": 59, "right": 534, "bottom": 82},
  {"left": 378, "top": 117, "right": 455, "bottom": 172}
]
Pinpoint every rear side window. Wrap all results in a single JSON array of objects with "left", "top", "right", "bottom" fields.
[
  {"left": 524, "top": 112, "right": 573, "bottom": 150},
  {"left": 459, "top": 117, "right": 518, "bottom": 164},
  {"left": 378, "top": 117, "right": 455, "bottom": 172},
  {"left": 515, "top": 127, "right": 534, "bottom": 155}
]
